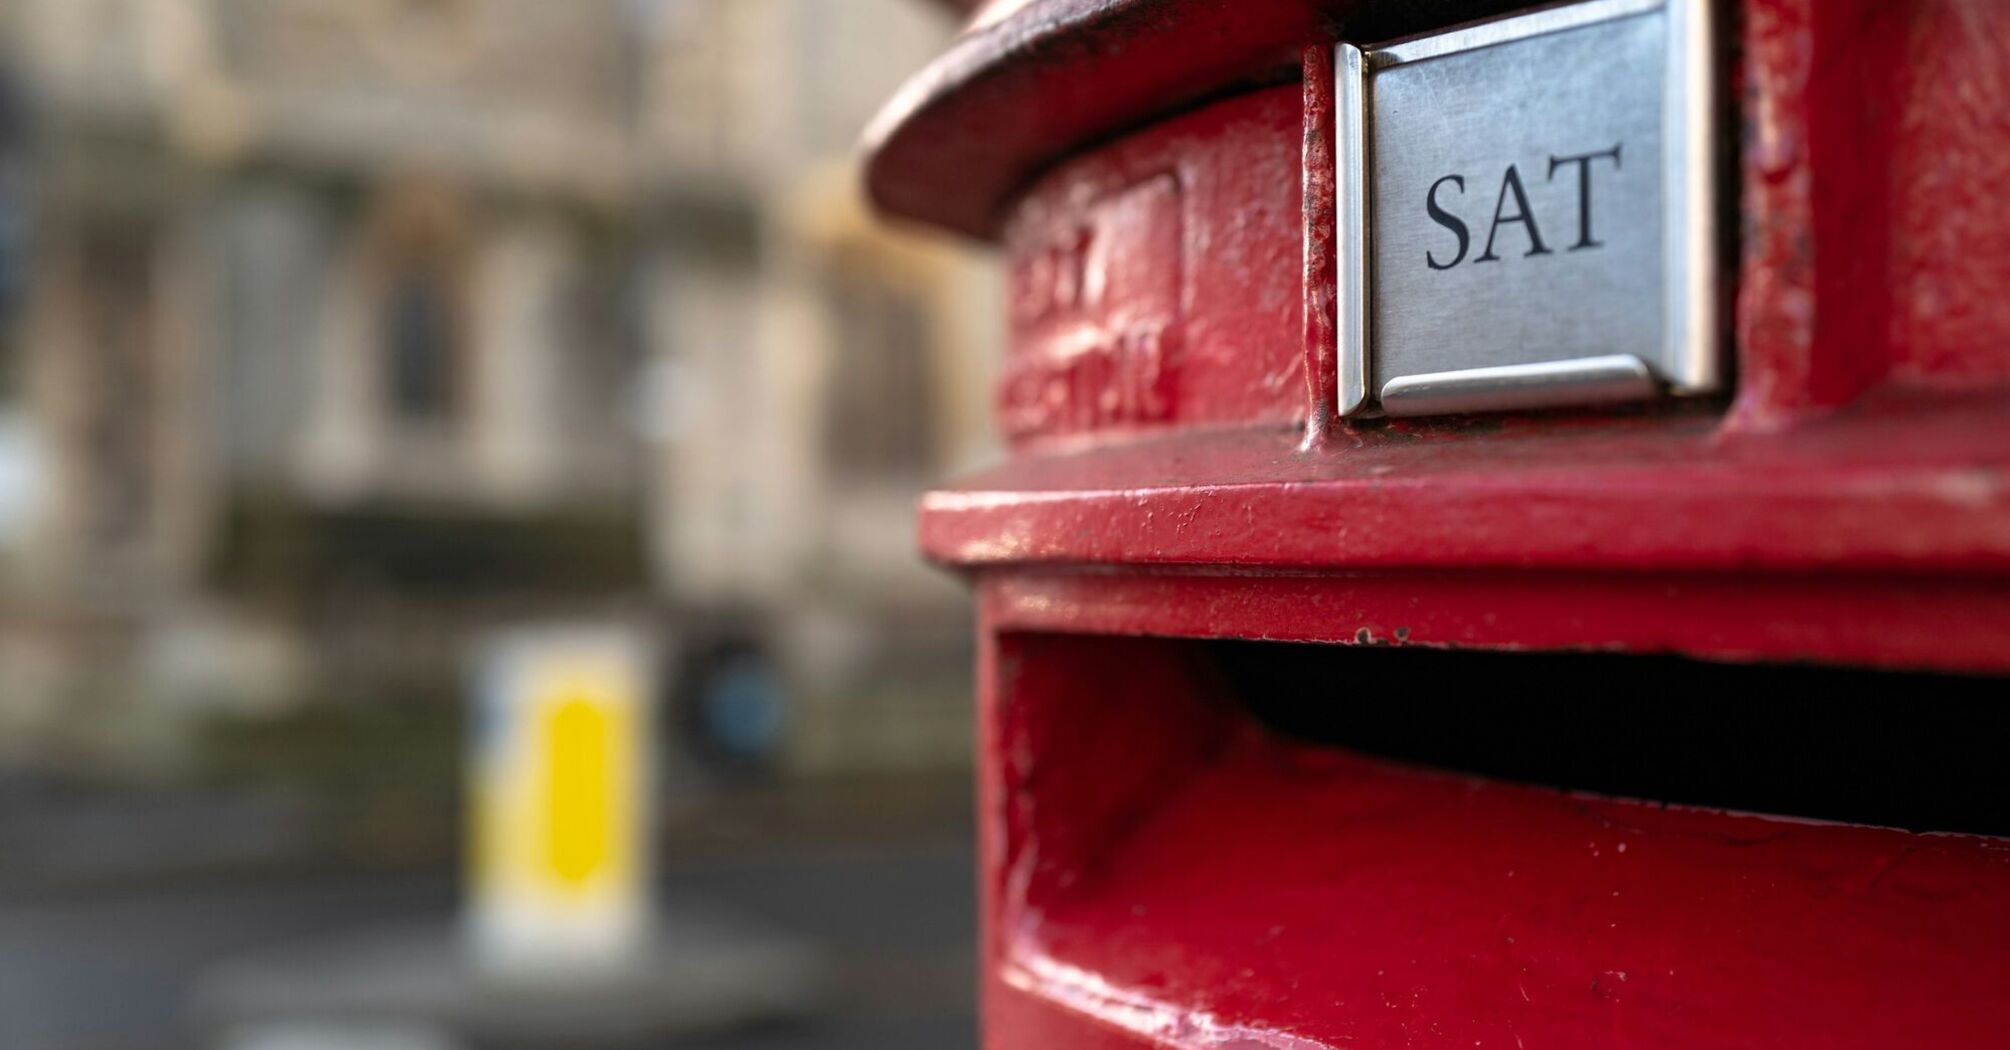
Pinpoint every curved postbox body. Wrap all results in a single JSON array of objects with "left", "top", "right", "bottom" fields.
[{"left": 869, "top": 1, "right": 2010, "bottom": 1046}]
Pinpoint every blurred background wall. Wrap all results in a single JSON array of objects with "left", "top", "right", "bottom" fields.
[{"left": 0, "top": 0, "right": 997, "bottom": 886}]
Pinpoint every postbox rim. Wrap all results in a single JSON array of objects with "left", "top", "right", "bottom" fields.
[
  {"left": 863, "top": 0, "right": 1540, "bottom": 240},
  {"left": 862, "top": 0, "right": 1320, "bottom": 240}
]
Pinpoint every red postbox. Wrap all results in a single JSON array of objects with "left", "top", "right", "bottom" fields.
[{"left": 870, "top": 1, "right": 2010, "bottom": 1047}]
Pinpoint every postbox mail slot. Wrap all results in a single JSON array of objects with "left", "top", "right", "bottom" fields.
[
  {"left": 1338, "top": 0, "right": 1721, "bottom": 417},
  {"left": 983, "top": 631, "right": 2010, "bottom": 1049}
]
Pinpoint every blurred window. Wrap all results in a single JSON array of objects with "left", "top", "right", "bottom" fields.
[
  {"left": 79, "top": 225, "right": 157, "bottom": 545},
  {"left": 0, "top": 66, "right": 28, "bottom": 396},
  {"left": 384, "top": 268, "right": 459, "bottom": 422},
  {"left": 824, "top": 279, "right": 936, "bottom": 482}
]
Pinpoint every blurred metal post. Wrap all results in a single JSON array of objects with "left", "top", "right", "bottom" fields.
[
  {"left": 195, "top": 623, "right": 828, "bottom": 1046},
  {"left": 465, "top": 624, "right": 655, "bottom": 980}
]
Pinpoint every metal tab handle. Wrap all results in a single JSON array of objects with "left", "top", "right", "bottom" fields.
[{"left": 1379, "top": 355, "right": 1658, "bottom": 417}]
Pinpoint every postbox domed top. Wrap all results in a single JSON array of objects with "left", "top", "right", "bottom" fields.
[{"left": 864, "top": 0, "right": 1531, "bottom": 240}]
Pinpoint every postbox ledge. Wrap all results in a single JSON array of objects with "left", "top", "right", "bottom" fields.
[{"left": 919, "top": 395, "right": 2010, "bottom": 576}]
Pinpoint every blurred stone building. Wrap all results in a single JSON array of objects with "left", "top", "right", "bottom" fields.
[{"left": 0, "top": 0, "right": 995, "bottom": 788}]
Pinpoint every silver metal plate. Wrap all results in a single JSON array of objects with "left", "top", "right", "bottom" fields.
[{"left": 1337, "top": 0, "right": 1718, "bottom": 418}]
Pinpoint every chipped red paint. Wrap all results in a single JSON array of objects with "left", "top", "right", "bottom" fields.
[
  {"left": 1879, "top": 3, "right": 2010, "bottom": 387},
  {"left": 1735, "top": 0, "right": 2010, "bottom": 420},
  {"left": 1300, "top": 43, "right": 1339, "bottom": 446},
  {"left": 867, "top": 0, "right": 2010, "bottom": 1046}
]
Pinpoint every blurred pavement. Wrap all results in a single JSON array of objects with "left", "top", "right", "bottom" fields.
[{"left": 0, "top": 836, "right": 976, "bottom": 1050}]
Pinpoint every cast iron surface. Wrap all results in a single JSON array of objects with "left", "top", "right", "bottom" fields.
[{"left": 879, "top": 0, "right": 2010, "bottom": 1046}]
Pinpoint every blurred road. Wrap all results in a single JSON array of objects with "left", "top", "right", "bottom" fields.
[{"left": 0, "top": 838, "right": 976, "bottom": 1050}]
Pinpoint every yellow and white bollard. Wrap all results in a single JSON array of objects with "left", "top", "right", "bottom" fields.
[{"left": 466, "top": 625, "right": 654, "bottom": 980}]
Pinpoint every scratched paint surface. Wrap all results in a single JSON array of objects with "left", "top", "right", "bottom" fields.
[
  {"left": 1885, "top": 1, "right": 2010, "bottom": 385},
  {"left": 982, "top": 633, "right": 2010, "bottom": 1050},
  {"left": 1028, "top": 742, "right": 2010, "bottom": 1049}
]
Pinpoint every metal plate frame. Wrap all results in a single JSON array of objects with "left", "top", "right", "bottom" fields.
[{"left": 1336, "top": 0, "right": 1719, "bottom": 417}]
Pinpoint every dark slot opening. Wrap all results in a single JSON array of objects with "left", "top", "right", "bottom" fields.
[{"left": 1214, "top": 642, "right": 2010, "bottom": 838}]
